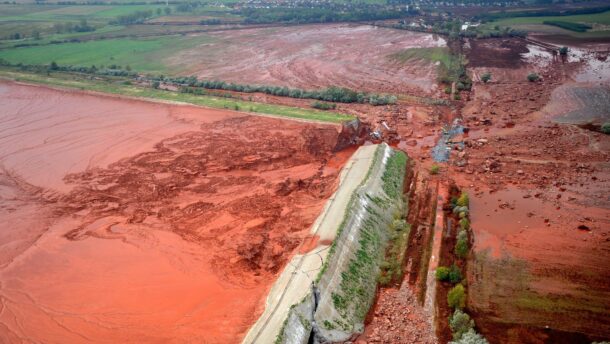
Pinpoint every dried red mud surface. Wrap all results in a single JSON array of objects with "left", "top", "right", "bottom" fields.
[
  {"left": 0, "top": 82, "right": 345, "bottom": 343},
  {"left": 173, "top": 23, "right": 445, "bottom": 94}
]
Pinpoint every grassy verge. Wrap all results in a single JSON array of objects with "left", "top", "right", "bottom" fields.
[
  {"left": 388, "top": 46, "right": 469, "bottom": 93},
  {"left": 388, "top": 47, "right": 452, "bottom": 68},
  {"left": 379, "top": 218, "right": 411, "bottom": 286},
  {"left": 0, "top": 68, "right": 353, "bottom": 123}
]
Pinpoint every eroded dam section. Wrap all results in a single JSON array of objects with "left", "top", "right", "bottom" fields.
[{"left": 243, "top": 143, "right": 409, "bottom": 344}]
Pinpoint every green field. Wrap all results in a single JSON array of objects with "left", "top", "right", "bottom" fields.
[
  {"left": 487, "top": 10, "right": 610, "bottom": 37},
  {"left": 0, "top": 4, "right": 166, "bottom": 21},
  {"left": 491, "top": 10, "right": 610, "bottom": 26},
  {"left": 0, "top": 69, "right": 353, "bottom": 123},
  {"left": 0, "top": 35, "right": 212, "bottom": 73},
  {"left": 388, "top": 47, "right": 452, "bottom": 67}
]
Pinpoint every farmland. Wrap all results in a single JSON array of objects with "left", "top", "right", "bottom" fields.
[
  {"left": 485, "top": 10, "right": 610, "bottom": 39},
  {"left": 0, "top": 35, "right": 214, "bottom": 73}
]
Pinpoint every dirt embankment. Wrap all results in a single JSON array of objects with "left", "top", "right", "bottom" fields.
[
  {"left": 451, "top": 38, "right": 610, "bottom": 343},
  {"left": 0, "top": 82, "right": 348, "bottom": 343}
]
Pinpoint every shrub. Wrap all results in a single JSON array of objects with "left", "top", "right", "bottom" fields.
[
  {"left": 559, "top": 46, "right": 569, "bottom": 55},
  {"left": 450, "top": 309, "right": 474, "bottom": 340},
  {"left": 453, "top": 205, "right": 469, "bottom": 216},
  {"left": 448, "top": 283, "right": 466, "bottom": 309},
  {"left": 448, "top": 264, "right": 463, "bottom": 283},
  {"left": 430, "top": 164, "right": 440, "bottom": 175},
  {"left": 601, "top": 122, "right": 610, "bottom": 135},
  {"left": 454, "top": 93, "right": 461, "bottom": 100},
  {"left": 481, "top": 72, "right": 491, "bottom": 83},
  {"left": 455, "top": 230, "right": 469, "bottom": 259},
  {"left": 445, "top": 86, "right": 452, "bottom": 94},
  {"left": 527, "top": 73, "right": 539, "bottom": 82},
  {"left": 311, "top": 101, "right": 337, "bottom": 110},
  {"left": 152, "top": 81, "right": 160, "bottom": 89},
  {"left": 456, "top": 192, "right": 469, "bottom": 207},
  {"left": 369, "top": 94, "right": 397, "bottom": 106},
  {"left": 436, "top": 266, "right": 450, "bottom": 281},
  {"left": 459, "top": 218, "right": 470, "bottom": 231},
  {"left": 449, "top": 329, "right": 489, "bottom": 344}
]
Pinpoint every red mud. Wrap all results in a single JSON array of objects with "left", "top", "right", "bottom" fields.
[
  {"left": 0, "top": 81, "right": 347, "bottom": 343},
  {"left": 452, "top": 40, "right": 610, "bottom": 343},
  {"left": 173, "top": 23, "right": 446, "bottom": 94}
]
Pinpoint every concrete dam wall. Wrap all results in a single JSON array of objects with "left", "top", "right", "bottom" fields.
[{"left": 243, "top": 143, "right": 408, "bottom": 344}]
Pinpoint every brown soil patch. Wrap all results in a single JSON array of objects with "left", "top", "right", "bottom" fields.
[
  {"left": 465, "top": 38, "right": 529, "bottom": 69},
  {"left": 0, "top": 82, "right": 346, "bottom": 343},
  {"left": 172, "top": 23, "right": 446, "bottom": 94}
]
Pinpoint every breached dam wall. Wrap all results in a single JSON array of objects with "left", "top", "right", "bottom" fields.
[{"left": 243, "top": 143, "right": 408, "bottom": 344}]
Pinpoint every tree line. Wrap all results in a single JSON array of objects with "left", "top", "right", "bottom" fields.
[
  {"left": 110, "top": 10, "right": 154, "bottom": 25},
  {"left": 0, "top": 60, "right": 397, "bottom": 106},
  {"left": 238, "top": 6, "right": 415, "bottom": 25},
  {"left": 163, "top": 76, "right": 397, "bottom": 105}
]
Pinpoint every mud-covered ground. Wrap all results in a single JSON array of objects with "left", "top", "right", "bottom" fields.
[
  {"left": 0, "top": 82, "right": 345, "bottom": 343},
  {"left": 454, "top": 38, "right": 610, "bottom": 343},
  {"left": 172, "top": 23, "right": 446, "bottom": 94}
]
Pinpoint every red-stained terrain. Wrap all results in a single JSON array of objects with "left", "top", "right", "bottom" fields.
[
  {"left": 0, "top": 82, "right": 346, "bottom": 343},
  {"left": 172, "top": 24, "right": 446, "bottom": 94},
  {"left": 454, "top": 38, "right": 610, "bottom": 343}
]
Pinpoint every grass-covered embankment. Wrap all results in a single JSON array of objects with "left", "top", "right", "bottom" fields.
[
  {"left": 0, "top": 68, "right": 354, "bottom": 123},
  {"left": 315, "top": 147, "right": 408, "bottom": 340}
]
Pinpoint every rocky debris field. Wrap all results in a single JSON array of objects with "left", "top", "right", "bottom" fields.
[{"left": 357, "top": 285, "right": 437, "bottom": 344}]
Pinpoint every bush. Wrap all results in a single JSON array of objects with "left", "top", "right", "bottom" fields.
[
  {"left": 449, "top": 329, "right": 489, "bottom": 344},
  {"left": 369, "top": 94, "right": 397, "bottom": 106},
  {"left": 450, "top": 309, "right": 474, "bottom": 340},
  {"left": 456, "top": 192, "right": 469, "bottom": 207},
  {"left": 448, "top": 264, "right": 463, "bottom": 283},
  {"left": 601, "top": 122, "right": 610, "bottom": 135},
  {"left": 527, "top": 73, "right": 540, "bottom": 82},
  {"left": 455, "top": 230, "right": 469, "bottom": 259},
  {"left": 459, "top": 218, "right": 470, "bottom": 231},
  {"left": 448, "top": 283, "right": 466, "bottom": 309},
  {"left": 311, "top": 101, "right": 337, "bottom": 110},
  {"left": 436, "top": 266, "right": 450, "bottom": 281},
  {"left": 430, "top": 164, "right": 440, "bottom": 175},
  {"left": 481, "top": 72, "right": 491, "bottom": 83},
  {"left": 559, "top": 46, "right": 569, "bottom": 56},
  {"left": 453, "top": 205, "right": 469, "bottom": 216},
  {"left": 445, "top": 86, "right": 452, "bottom": 94},
  {"left": 454, "top": 93, "right": 461, "bottom": 100},
  {"left": 152, "top": 81, "right": 160, "bottom": 89}
]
